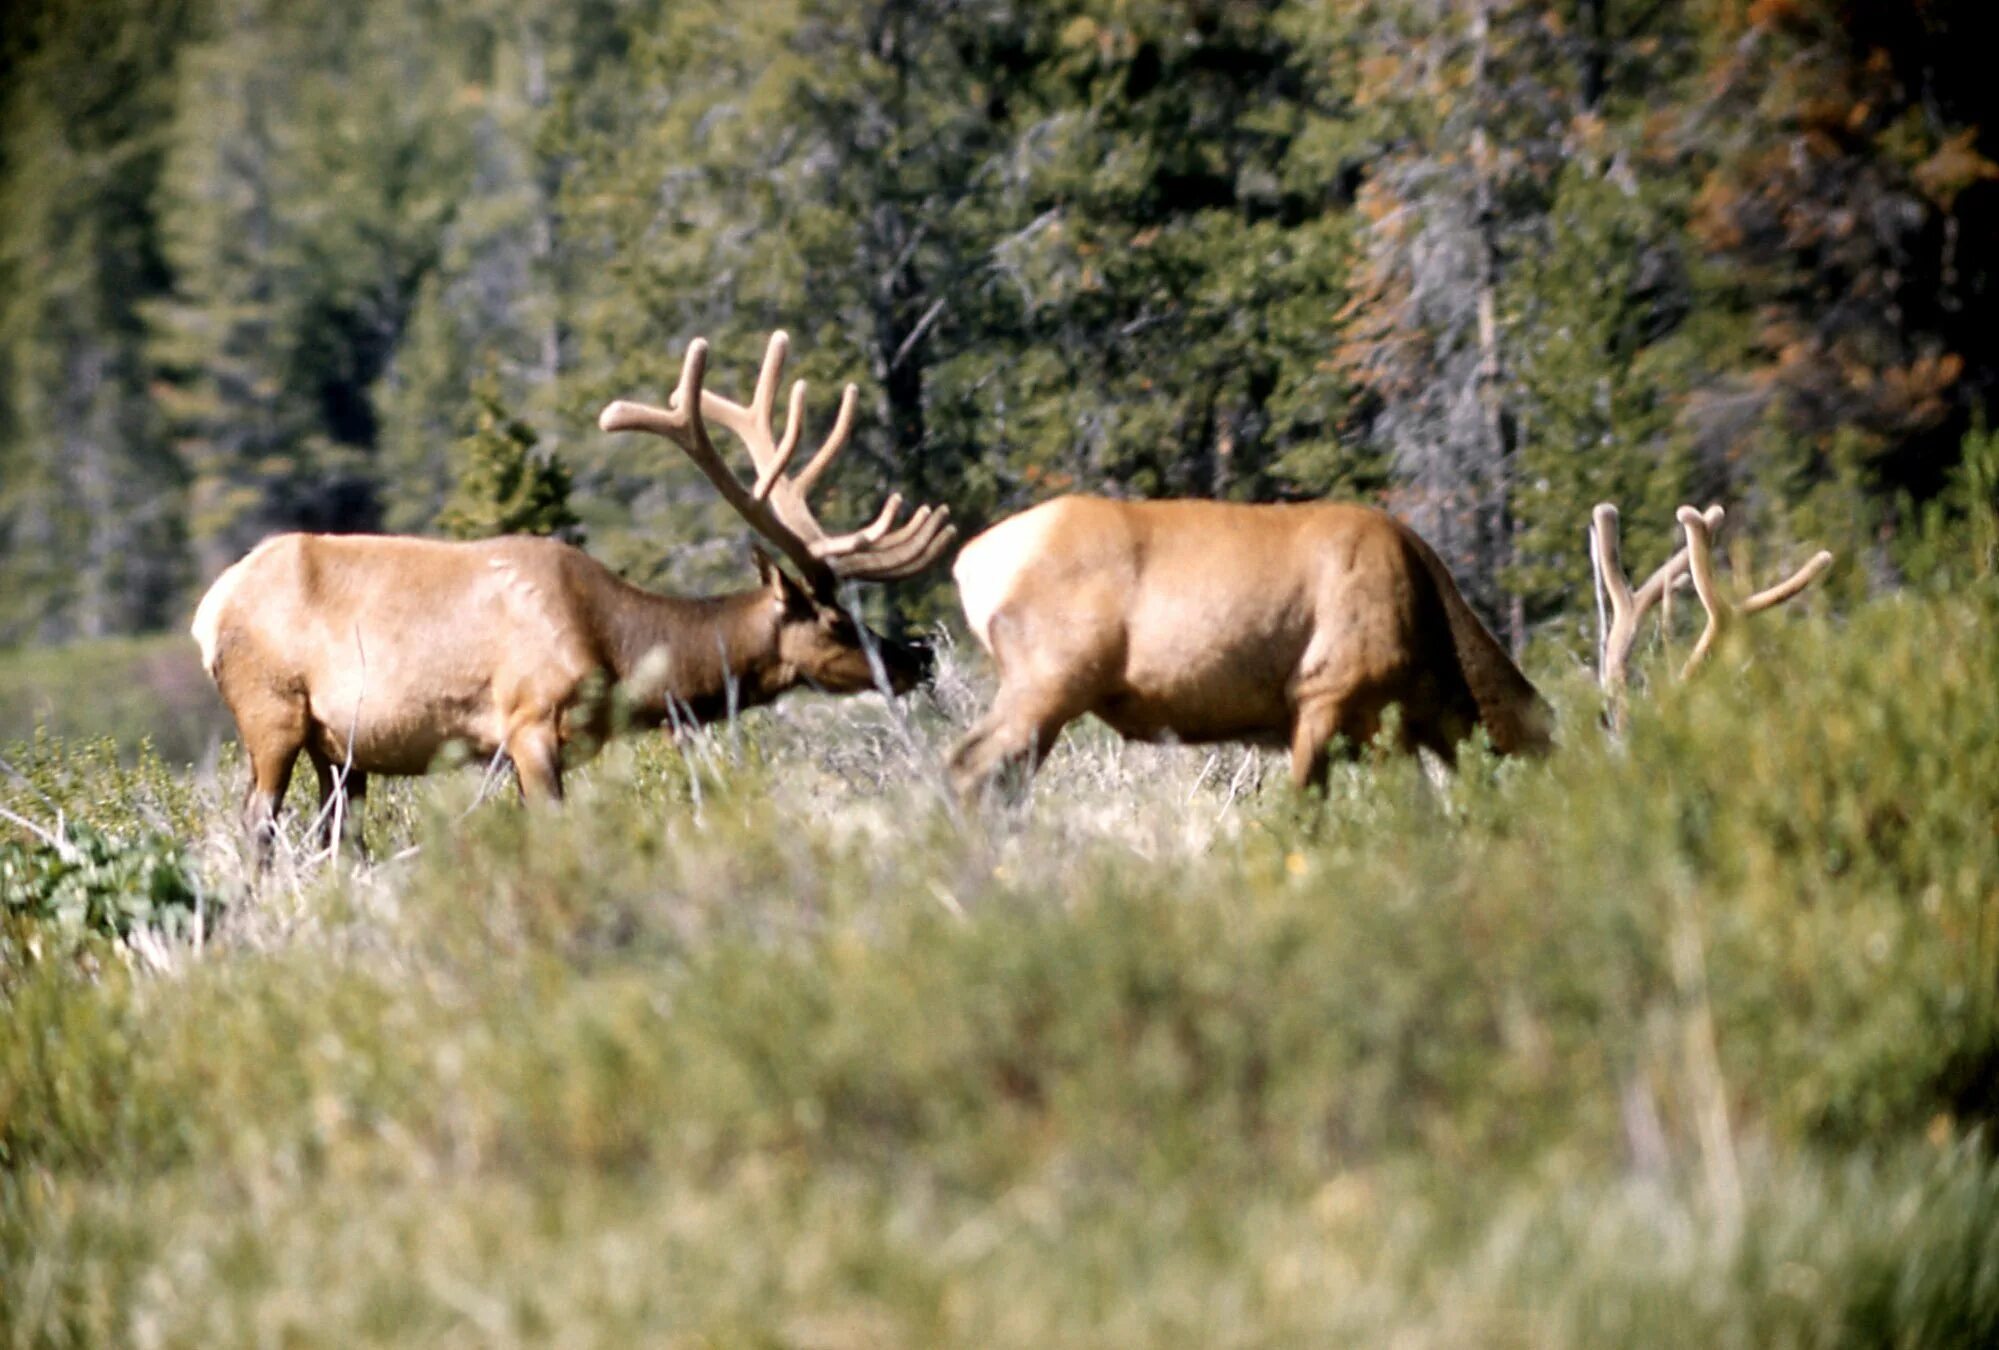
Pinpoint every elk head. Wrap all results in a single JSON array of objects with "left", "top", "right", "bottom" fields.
[
  {"left": 752, "top": 546, "right": 934, "bottom": 696},
  {"left": 598, "top": 331, "right": 955, "bottom": 698}
]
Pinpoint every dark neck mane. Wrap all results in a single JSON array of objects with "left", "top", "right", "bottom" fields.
[{"left": 595, "top": 580, "right": 782, "bottom": 724}]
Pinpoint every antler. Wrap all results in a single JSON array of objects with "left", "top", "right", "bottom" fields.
[
  {"left": 1589, "top": 501, "right": 1725, "bottom": 720},
  {"left": 597, "top": 332, "right": 956, "bottom": 591},
  {"left": 1675, "top": 506, "right": 1833, "bottom": 679}
]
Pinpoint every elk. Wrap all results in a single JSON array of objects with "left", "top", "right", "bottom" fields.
[
  {"left": 192, "top": 331, "right": 954, "bottom": 864},
  {"left": 946, "top": 497, "right": 1553, "bottom": 800},
  {"left": 1589, "top": 501, "right": 1832, "bottom": 728}
]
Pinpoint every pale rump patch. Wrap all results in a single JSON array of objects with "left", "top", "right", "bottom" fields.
[
  {"left": 953, "top": 504, "right": 1064, "bottom": 654},
  {"left": 190, "top": 537, "right": 283, "bottom": 675}
]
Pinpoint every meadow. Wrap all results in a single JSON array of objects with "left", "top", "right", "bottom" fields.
[{"left": 3, "top": 572, "right": 1998, "bottom": 1347}]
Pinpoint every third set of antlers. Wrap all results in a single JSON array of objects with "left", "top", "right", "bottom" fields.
[{"left": 1589, "top": 501, "right": 1834, "bottom": 724}]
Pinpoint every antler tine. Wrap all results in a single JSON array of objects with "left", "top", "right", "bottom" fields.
[
  {"left": 792, "top": 383, "right": 858, "bottom": 498},
  {"left": 1592, "top": 501, "right": 1732, "bottom": 725},
  {"left": 830, "top": 509, "right": 958, "bottom": 582},
  {"left": 810, "top": 494, "right": 903, "bottom": 558},
  {"left": 750, "top": 330, "right": 787, "bottom": 441},
  {"left": 1742, "top": 550, "right": 1834, "bottom": 613},
  {"left": 696, "top": 331, "right": 786, "bottom": 466},
  {"left": 1631, "top": 503, "right": 1724, "bottom": 610},
  {"left": 1676, "top": 504, "right": 1729, "bottom": 678},
  {"left": 597, "top": 337, "right": 835, "bottom": 590},
  {"left": 1676, "top": 505, "right": 1834, "bottom": 679},
  {"left": 1590, "top": 503, "right": 1639, "bottom": 701},
  {"left": 668, "top": 336, "right": 713, "bottom": 433},
  {"left": 752, "top": 378, "right": 808, "bottom": 501},
  {"left": 607, "top": 330, "right": 958, "bottom": 591}
]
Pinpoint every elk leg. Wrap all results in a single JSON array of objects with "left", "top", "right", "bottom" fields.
[
  {"left": 1288, "top": 682, "right": 1386, "bottom": 793},
  {"left": 306, "top": 748, "right": 369, "bottom": 857},
  {"left": 947, "top": 686, "right": 1074, "bottom": 803},
  {"left": 242, "top": 740, "right": 302, "bottom": 871},
  {"left": 230, "top": 690, "right": 310, "bottom": 870},
  {"left": 1288, "top": 700, "right": 1343, "bottom": 792},
  {"left": 506, "top": 720, "right": 565, "bottom": 804}
]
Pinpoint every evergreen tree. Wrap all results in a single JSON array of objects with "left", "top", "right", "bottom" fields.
[
  {"left": 437, "top": 371, "right": 581, "bottom": 541},
  {"left": 1671, "top": 0, "right": 1999, "bottom": 531},
  {"left": 1, "top": 0, "right": 1996, "bottom": 648},
  {"left": 374, "top": 0, "right": 638, "bottom": 534},
  {"left": 147, "top": 0, "right": 472, "bottom": 579},
  {"left": 966, "top": 1, "right": 1363, "bottom": 505},
  {"left": 0, "top": 0, "right": 202, "bottom": 644}
]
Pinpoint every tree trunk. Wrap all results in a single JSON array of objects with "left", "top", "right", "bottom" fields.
[
  {"left": 1469, "top": 0, "right": 1522, "bottom": 652},
  {"left": 1577, "top": 0, "right": 1608, "bottom": 112}
]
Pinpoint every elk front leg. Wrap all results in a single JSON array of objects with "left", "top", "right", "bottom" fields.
[
  {"left": 1288, "top": 672, "right": 1386, "bottom": 793},
  {"left": 1288, "top": 699, "right": 1342, "bottom": 793},
  {"left": 505, "top": 719, "right": 565, "bottom": 805}
]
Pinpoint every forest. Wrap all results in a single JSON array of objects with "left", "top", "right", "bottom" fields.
[
  {"left": 5, "top": 2, "right": 1999, "bottom": 1345},
  {"left": 3, "top": 0, "right": 1996, "bottom": 651}
]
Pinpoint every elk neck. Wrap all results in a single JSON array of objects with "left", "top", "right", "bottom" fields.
[{"left": 595, "top": 581, "right": 787, "bottom": 724}]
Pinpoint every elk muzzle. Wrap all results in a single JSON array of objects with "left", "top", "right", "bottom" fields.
[{"left": 874, "top": 630, "right": 935, "bottom": 694}]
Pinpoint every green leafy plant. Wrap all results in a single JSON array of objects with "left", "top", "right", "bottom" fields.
[
  {"left": 0, "top": 819, "right": 201, "bottom": 940},
  {"left": 1900, "top": 423, "right": 1999, "bottom": 588}
]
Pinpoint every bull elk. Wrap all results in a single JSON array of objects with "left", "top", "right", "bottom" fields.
[
  {"left": 192, "top": 331, "right": 954, "bottom": 864},
  {"left": 946, "top": 497, "right": 1553, "bottom": 800}
]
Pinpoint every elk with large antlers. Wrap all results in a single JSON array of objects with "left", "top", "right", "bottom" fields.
[
  {"left": 947, "top": 497, "right": 1553, "bottom": 801},
  {"left": 1589, "top": 501, "right": 1832, "bottom": 727},
  {"left": 193, "top": 331, "right": 953, "bottom": 865}
]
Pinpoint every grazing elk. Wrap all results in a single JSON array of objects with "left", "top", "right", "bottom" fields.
[
  {"left": 193, "top": 332, "right": 954, "bottom": 863},
  {"left": 947, "top": 496, "right": 1552, "bottom": 800}
]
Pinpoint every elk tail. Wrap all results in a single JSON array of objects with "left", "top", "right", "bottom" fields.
[{"left": 1401, "top": 527, "right": 1554, "bottom": 756}]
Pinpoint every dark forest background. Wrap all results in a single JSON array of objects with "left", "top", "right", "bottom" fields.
[{"left": 4, "top": 0, "right": 1996, "bottom": 655}]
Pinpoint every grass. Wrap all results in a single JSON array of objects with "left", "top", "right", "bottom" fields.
[{"left": 3, "top": 582, "right": 1998, "bottom": 1347}]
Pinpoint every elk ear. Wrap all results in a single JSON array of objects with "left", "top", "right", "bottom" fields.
[{"left": 754, "top": 545, "right": 814, "bottom": 618}]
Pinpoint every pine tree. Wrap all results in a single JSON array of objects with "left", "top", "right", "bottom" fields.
[
  {"left": 0, "top": 0, "right": 200, "bottom": 643},
  {"left": 147, "top": 0, "right": 474, "bottom": 580},
  {"left": 436, "top": 371, "right": 581, "bottom": 541},
  {"left": 1672, "top": 0, "right": 1999, "bottom": 524}
]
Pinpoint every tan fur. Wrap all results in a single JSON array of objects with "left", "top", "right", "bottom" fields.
[
  {"left": 947, "top": 496, "right": 1552, "bottom": 798},
  {"left": 195, "top": 532, "right": 928, "bottom": 863}
]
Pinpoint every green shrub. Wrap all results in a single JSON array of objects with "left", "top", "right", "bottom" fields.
[
  {"left": 0, "top": 820, "right": 202, "bottom": 941},
  {"left": 2, "top": 571, "right": 1997, "bottom": 1345}
]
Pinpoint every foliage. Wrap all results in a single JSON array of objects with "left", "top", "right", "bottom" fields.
[
  {"left": 1898, "top": 421, "right": 1999, "bottom": 589},
  {"left": 2, "top": 569, "right": 1997, "bottom": 1342},
  {"left": 10, "top": 0, "right": 1994, "bottom": 641},
  {"left": 0, "top": 821, "right": 201, "bottom": 942},
  {"left": 0, "top": 0, "right": 200, "bottom": 645},
  {"left": 436, "top": 371, "right": 582, "bottom": 541}
]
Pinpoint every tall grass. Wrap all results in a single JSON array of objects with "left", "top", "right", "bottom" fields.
[{"left": 3, "top": 578, "right": 1997, "bottom": 1346}]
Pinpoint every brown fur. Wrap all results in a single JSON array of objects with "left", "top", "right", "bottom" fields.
[
  {"left": 947, "top": 496, "right": 1551, "bottom": 798},
  {"left": 194, "top": 532, "right": 925, "bottom": 862}
]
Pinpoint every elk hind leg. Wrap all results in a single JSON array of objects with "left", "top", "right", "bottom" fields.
[
  {"left": 948, "top": 686, "right": 1077, "bottom": 804},
  {"left": 239, "top": 723, "right": 305, "bottom": 871},
  {"left": 1288, "top": 681, "right": 1389, "bottom": 794}
]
